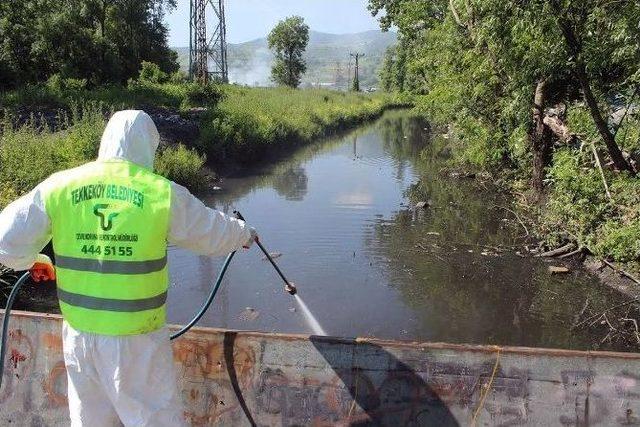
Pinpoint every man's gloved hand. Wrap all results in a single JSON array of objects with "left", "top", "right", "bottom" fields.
[
  {"left": 243, "top": 227, "right": 259, "bottom": 249},
  {"left": 30, "top": 254, "right": 56, "bottom": 283}
]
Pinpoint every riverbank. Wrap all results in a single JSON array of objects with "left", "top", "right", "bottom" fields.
[
  {"left": 0, "top": 83, "right": 410, "bottom": 208},
  {"left": 198, "top": 85, "right": 411, "bottom": 165},
  {"left": 419, "top": 99, "right": 640, "bottom": 266},
  {"left": 423, "top": 119, "right": 640, "bottom": 346}
]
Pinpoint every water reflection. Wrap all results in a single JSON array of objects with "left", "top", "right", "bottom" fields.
[
  {"left": 168, "top": 110, "right": 626, "bottom": 351},
  {"left": 272, "top": 166, "right": 308, "bottom": 201}
]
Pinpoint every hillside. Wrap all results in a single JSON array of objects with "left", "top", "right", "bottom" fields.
[{"left": 174, "top": 30, "right": 397, "bottom": 90}]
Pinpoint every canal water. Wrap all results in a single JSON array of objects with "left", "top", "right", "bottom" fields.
[{"left": 168, "top": 110, "right": 623, "bottom": 350}]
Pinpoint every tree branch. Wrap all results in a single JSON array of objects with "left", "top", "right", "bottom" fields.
[
  {"left": 449, "top": 0, "right": 465, "bottom": 28},
  {"left": 590, "top": 140, "right": 612, "bottom": 199},
  {"left": 553, "top": 11, "right": 636, "bottom": 175}
]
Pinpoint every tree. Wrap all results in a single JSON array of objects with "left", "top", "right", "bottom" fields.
[
  {"left": 380, "top": 46, "right": 396, "bottom": 92},
  {"left": 0, "top": 0, "right": 178, "bottom": 88},
  {"left": 351, "top": 76, "right": 360, "bottom": 92},
  {"left": 368, "top": 0, "right": 640, "bottom": 191},
  {"left": 548, "top": 0, "right": 637, "bottom": 175},
  {"left": 393, "top": 44, "right": 407, "bottom": 92},
  {"left": 267, "top": 16, "right": 309, "bottom": 88}
]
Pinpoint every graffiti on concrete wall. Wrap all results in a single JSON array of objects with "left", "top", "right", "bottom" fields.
[{"left": 4, "top": 312, "right": 640, "bottom": 426}]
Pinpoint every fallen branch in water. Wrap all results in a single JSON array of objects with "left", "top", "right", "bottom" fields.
[
  {"left": 538, "top": 243, "right": 576, "bottom": 258},
  {"left": 600, "top": 259, "right": 640, "bottom": 286},
  {"left": 573, "top": 298, "right": 640, "bottom": 329},
  {"left": 621, "top": 318, "right": 640, "bottom": 345},
  {"left": 571, "top": 297, "right": 590, "bottom": 328},
  {"left": 559, "top": 246, "right": 585, "bottom": 259},
  {"left": 493, "top": 205, "right": 530, "bottom": 236}
]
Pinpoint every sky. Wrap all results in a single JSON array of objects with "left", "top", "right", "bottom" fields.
[{"left": 165, "top": 0, "right": 383, "bottom": 47}]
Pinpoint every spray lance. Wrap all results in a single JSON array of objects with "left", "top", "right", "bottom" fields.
[
  {"left": 0, "top": 210, "right": 297, "bottom": 390},
  {"left": 233, "top": 210, "right": 297, "bottom": 296},
  {"left": 169, "top": 211, "right": 296, "bottom": 340}
]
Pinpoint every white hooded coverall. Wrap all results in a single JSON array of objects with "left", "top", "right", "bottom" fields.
[{"left": 0, "top": 110, "right": 252, "bottom": 426}]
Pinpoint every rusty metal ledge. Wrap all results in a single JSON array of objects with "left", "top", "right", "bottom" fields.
[
  {"left": 3, "top": 309, "right": 640, "bottom": 426},
  {"left": 8, "top": 309, "right": 639, "bottom": 360}
]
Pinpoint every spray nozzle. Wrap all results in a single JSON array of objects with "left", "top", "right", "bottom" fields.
[{"left": 285, "top": 282, "right": 297, "bottom": 295}]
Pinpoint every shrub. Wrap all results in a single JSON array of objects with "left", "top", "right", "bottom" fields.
[
  {"left": 183, "top": 83, "right": 224, "bottom": 108},
  {"left": 542, "top": 148, "right": 640, "bottom": 263},
  {"left": 154, "top": 144, "right": 207, "bottom": 192},
  {"left": 0, "top": 103, "right": 106, "bottom": 202},
  {"left": 138, "top": 61, "right": 169, "bottom": 84},
  {"left": 46, "top": 74, "right": 88, "bottom": 96},
  {"left": 0, "top": 84, "right": 63, "bottom": 108},
  {"left": 593, "top": 222, "right": 640, "bottom": 262},
  {"left": 170, "top": 71, "right": 189, "bottom": 84}
]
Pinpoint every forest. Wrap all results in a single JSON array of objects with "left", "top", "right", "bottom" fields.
[
  {"left": 373, "top": 0, "right": 640, "bottom": 271},
  {"left": 0, "top": 0, "right": 179, "bottom": 88}
]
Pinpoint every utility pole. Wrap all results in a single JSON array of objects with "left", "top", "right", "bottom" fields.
[
  {"left": 347, "top": 57, "right": 353, "bottom": 91},
  {"left": 350, "top": 52, "right": 365, "bottom": 91},
  {"left": 189, "top": 0, "right": 229, "bottom": 84},
  {"left": 334, "top": 61, "right": 345, "bottom": 90}
]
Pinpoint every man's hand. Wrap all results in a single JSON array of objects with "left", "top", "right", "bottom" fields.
[
  {"left": 243, "top": 227, "right": 259, "bottom": 249},
  {"left": 30, "top": 254, "right": 56, "bottom": 283}
]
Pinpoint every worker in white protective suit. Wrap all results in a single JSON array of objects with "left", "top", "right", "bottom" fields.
[{"left": 0, "top": 110, "right": 258, "bottom": 426}]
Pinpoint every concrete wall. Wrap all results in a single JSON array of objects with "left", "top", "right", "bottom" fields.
[{"left": 3, "top": 310, "right": 640, "bottom": 426}]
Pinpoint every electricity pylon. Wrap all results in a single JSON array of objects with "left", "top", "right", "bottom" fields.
[{"left": 189, "top": 0, "right": 228, "bottom": 84}]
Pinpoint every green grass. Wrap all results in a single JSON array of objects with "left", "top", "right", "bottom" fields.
[
  {"left": 1, "top": 83, "right": 409, "bottom": 208},
  {"left": 0, "top": 77, "right": 223, "bottom": 112},
  {"left": 200, "top": 85, "right": 411, "bottom": 162},
  {"left": 0, "top": 104, "right": 105, "bottom": 203},
  {"left": 154, "top": 144, "right": 208, "bottom": 192},
  {"left": 0, "top": 105, "right": 209, "bottom": 208},
  {"left": 540, "top": 148, "right": 640, "bottom": 265}
]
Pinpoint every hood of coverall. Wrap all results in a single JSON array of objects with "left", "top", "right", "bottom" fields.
[{"left": 98, "top": 110, "right": 159, "bottom": 170}]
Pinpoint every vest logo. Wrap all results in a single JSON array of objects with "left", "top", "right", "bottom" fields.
[{"left": 93, "top": 204, "right": 119, "bottom": 231}]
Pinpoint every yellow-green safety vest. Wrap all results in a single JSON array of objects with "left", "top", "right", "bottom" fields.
[{"left": 43, "top": 160, "right": 171, "bottom": 335}]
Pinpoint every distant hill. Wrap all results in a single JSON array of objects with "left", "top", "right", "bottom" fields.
[{"left": 174, "top": 30, "right": 397, "bottom": 89}]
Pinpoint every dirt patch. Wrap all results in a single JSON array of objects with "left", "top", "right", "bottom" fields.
[{"left": 145, "top": 106, "right": 201, "bottom": 148}]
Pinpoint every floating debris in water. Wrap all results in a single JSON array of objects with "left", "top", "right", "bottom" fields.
[
  {"left": 262, "top": 252, "right": 282, "bottom": 260},
  {"left": 238, "top": 307, "right": 260, "bottom": 321},
  {"left": 549, "top": 266, "right": 571, "bottom": 274}
]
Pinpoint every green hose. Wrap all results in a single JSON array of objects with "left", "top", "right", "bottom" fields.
[
  {"left": 0, "top": 251, "right": 236, "bottom": 390},
  {"left": 170, "top": 251, "right": 235, "bottom": 340},
  {"left": 0, "top": 271, "right": 30, "bottom": 390}
]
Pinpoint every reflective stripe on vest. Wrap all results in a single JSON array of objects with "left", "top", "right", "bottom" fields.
[
  {"left": 57, "top": 288, "right": 168, "bottom": 312},
  {"left": 55, "top": 254, "right": 167, "bottom": 274},
  {"left": 43, "top": 160, "right": 171, "bottom": 336}
]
